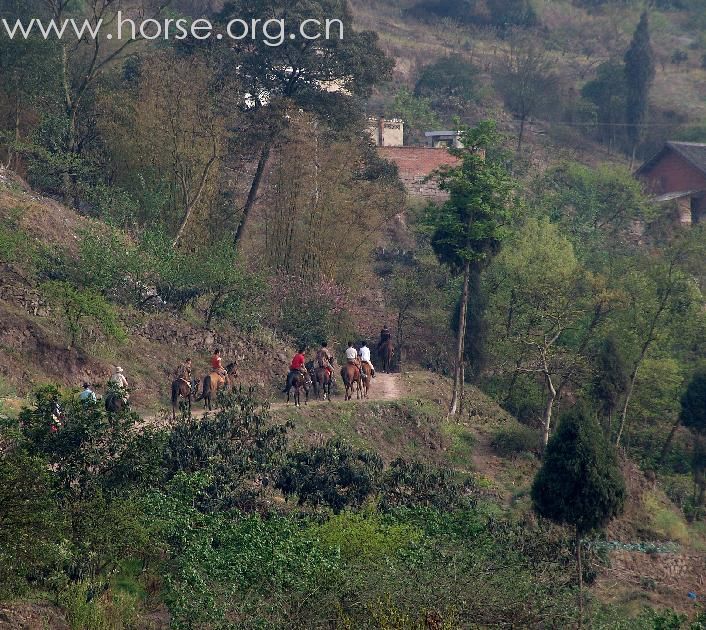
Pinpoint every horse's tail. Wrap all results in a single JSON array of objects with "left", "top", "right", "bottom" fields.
[
  {"left": 171, "top": 380, "right": 180, "bottom": 407},
  {"left": 196, "top": 376, "right": 210, "bottom": 401}
]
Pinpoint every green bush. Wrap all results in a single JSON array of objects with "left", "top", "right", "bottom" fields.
[
  {"left": 277, "top": 439, "right": 383, "bottom": 512},
  {"left": 163, "top": 387, "right": 291, "bottom": 512},
  {"left": 491, "top": 424, "right": 539, "bottom": 457},
  {"left": 40, "top": 280, "right": 126, "bottom": 348},
  {"left": 0, "top": 444, "right": 64, "bottom": 598},
  {"left": 379, "top": 458, "right": 476, "bottom": 511}
]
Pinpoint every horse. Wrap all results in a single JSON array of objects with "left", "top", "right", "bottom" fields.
[
  {"left": 360, "top": 361, "right": 372, "bottom": 399},
  {"left": 379, "top": 339, "right": 394, "bottom": 373},
  {"left": 105, "top": 392, "right": 128, "bottom": 413},
  {"left": 171, "top": 378, "right": 193, "bottom": 420},
  {"left": 285, "top": 370, "right": 309, "bottom": 408},
  {"left": 308, "top": 360, "right": 333, "bottom": 401},
  {"left": 196, "top": 362, "right": 237, "bottom": 411},
  {"left": 341, "top": 362, "right": 362, "bottom": 401}
]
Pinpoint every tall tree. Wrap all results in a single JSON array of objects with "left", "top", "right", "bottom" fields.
[
  {"left": 0, "top": 0, "right": 60, "bottom": 168},
  {"left": 532, "top": 405, "right": 626, "bottom": 624},
  {"left": 624, "top": 12, "right": 655, "bottom": 166},
  {"left": 614, "top": 232, "right": 704, "bottom": 447},
  {"left": 485, "top": 217, "right": 612, "bottom": 447},
  {"left": 215, "top": 0, "right": 393, "bottom": 246},
  {"left": 42, "top": 0, "right": 176, "bottom": 203},
  {"left": 679, "top": 371, "right": 706, "bottom": 507},
  {"left": 593, "top": 336, "right": 629, "bottom": 435},
  {"left": 425, "top": 121, "right": 515, "bottom": 415},
  {"left": 494, "top": 36, "right": 558, "bottom": 153}
]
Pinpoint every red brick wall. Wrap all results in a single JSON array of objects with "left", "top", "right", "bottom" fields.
[
  {"left": 377, "top": 147, "right": 461, "bottom": 199},
  {"left": 641, "top": 150, "right": 706, "bottom": 194}
]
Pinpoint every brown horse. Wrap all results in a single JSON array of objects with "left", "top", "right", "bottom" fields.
[
  {"left": 379, "top": 339, "right": 394, "bottom": 373},
  {"left": 360, "top": 362, "right": 372, "bottom": 399},
  {"left": 171, "top": 378, "right": 192, "bottom": 420},
  {"left": 196, "top": 363, "right": 237, "bottom": 411},
  {"left": 314, "top": 366, "right": 333, "bottom": 401},
  {"left": 341, "top": 362, "right": 362, "bottom": 401},
  {"left": 285, "top": 370, "right": 309, "bottom": 408}
]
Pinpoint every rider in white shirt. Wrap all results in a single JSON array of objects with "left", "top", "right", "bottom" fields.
[
  {"left": 345, "top": 342, "right": 358, "bottom": 362},
  {"left": 358, "top": 342, "right": 375, "bottom": 379}
]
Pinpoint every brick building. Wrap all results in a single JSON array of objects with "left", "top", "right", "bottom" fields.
[
  {"left": 377, "top": 146, "right": 461, "bottom": 200},
  {"left": 636, "top": 141, "right": 706, "bottom": 225}
]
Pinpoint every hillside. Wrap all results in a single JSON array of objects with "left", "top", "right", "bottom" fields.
[
  {"left": 351, "top": 0, "right": 706, "bottom": 168},
  {"left": 0, "top": 172, "right": 294, "bottom": 413},
  {"left": 3, "top": 0, "right": 706, "bottom": 627}
]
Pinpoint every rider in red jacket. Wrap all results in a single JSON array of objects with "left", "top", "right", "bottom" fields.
[{"left": 283, "top": 346, "right": 311, "bottom": 393}]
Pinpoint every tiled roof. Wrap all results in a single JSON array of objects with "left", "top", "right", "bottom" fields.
[{"left": 637, "top": 141, "right": 706, "bottom": 176}]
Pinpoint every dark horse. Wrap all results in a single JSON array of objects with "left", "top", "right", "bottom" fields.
[
  {"left": 340, "top": 362, "right": 362, "bottom": 401},
  {"left": 196, "top": 363, "right": 237, "bottom": 411},
  {"left": 379, "top": 339, "right": 394, "bottom": 373},
  {"left": 171, "top": 378, "right": 195, "bottom": 420},
  {"left": 307, "top": 360, "right": 333, "bottom": 402},
  {"left": 105, "top": 392, "right": 128, "bottom": 413},
  {"left": 284, "top": 370, "right": 309, "bottom": 408}
]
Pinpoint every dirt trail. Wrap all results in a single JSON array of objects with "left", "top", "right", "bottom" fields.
[
  {"left": 271, "top": 371, "right": 403, "bottom": 409},
  {"left": 144, "top": 372, "right": 404, "bottom": 423}
]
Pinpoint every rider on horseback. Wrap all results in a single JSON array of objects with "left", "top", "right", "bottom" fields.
[
  {"left": 109, "top": 366, "right": 129, "bottom": 402},
  {"left": 175, "top": 358, "right": 193, "bottom": 389},
  {"left": 316, "top": 342, "right": 336, "bottom": 384},
  {"left": 378, "top": 325, "right": 392, "bottom": 353},
  {"left": 359, "top": 341, "right": 375, "bottom": 380},
  {"left": 283, "top": 345, "right": 312, "bottom": 393},
  {"left": 345, "top": 341, "right": 358, "bottom": 365},
  {"left": 211, "top": 349, "right": 227, "bottom": 377}
]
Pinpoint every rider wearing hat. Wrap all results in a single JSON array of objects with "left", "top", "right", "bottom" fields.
[{"left": 109, "top": 366, "right": 129, "bottom": 401}]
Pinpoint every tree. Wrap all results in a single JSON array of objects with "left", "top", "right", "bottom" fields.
[
  {"left": 276, "top": 439, "right": 383, "bottom": 513},
  {"left": 532, "top": 405, "right": 626, "bottom": 623},
  {"left": 41, "top": 0, "right": 176, "bottom": 203},
  {"left": 494, "top": 37, "right": 558, "bottom": 153},
  {"left": 679, "top": 371, "right": 706, "bottom": 506},
  {"left": 214, "top": 0, "right": 394, "bottom": 245},
  {"left": 425, "top": 121, "right": 516, "bottom": 414},
  {"left": 485, "top": 217, "right": 612, "bottom": 447},
  {"left": 40, "top": 281, "right": 126, "bottom": 349},
  {"left": 414, "top": 55, "right": 480, "bottom": 119},
  {"left": 581, "top": 60, "right": 628, "bottom": 151},
  {"left": 132, "top": 53, "right": 228, "bottom": 245},
  {"left": 624, "top": 12, "right": 655, "bottom": 165},
  {"left": 0, "top": 17, "right": 60, "bottom": 169},
  {"left": 614, "top": 233, "right": 704, "bottom": 447},
  {"left": 389, "top": 88, "right": 441, "bottom": 143},
  {"left": 386, "top": 262, "right": 436, "bottom": 372},
  {"left": 593, "top": 336, "right": 629, "bottom": 435}
]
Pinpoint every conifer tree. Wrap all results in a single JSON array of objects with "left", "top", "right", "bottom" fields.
[
  {"left": 593, "top": 336, "right": 629, "bottom": 435},
  {"left": 532, "top": 405, "right": 626, "bottom": 622},
  {"left": 680, "top": 371, "right": 706, "bottom": 507},
  {"left": 624, "top": 12, "right": 655, "bottom": 165}
]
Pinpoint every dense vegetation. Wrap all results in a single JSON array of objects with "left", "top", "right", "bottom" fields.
[{"left": 2, "top": 0, "right": 706, "bottom": 627}]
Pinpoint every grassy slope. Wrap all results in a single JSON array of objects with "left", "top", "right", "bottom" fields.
[
  {"left": 0, "top": 174, "right": 294, "bottom": 414},
  {"left": 276, "top": 369, "right": 706, "bottom": 614}
]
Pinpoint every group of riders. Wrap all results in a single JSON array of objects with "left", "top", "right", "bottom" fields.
[
  {"left": 70, "top": 325, "right": 394, "bottom": 418},
  {"left": 282, "top": 325, "right": 393, "bottom": 396}
]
